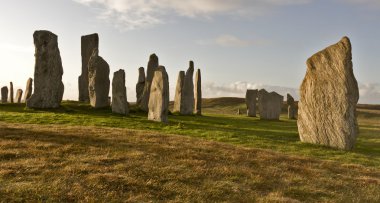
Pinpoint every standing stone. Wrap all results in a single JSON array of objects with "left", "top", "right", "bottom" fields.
[
  {"left": 287, "top": 94, "right": 296, "bottom": 119},
  {"left": 246, "top": 89, "right": 258, "bottom": 117},
  {"left": 112, "top": 69, "right": 129, "bottom": 115},
  {"left": 9, "top": 82, "right": 14, "bottom": 103},
  {"left": 298, "top": 37, "right": 359, "bottom": 150},
  {"left": 26, "top": 30, "right": 64, "bottom": 109},
  {"left": 1, "top": 86, "right": 8, "bottom": 103},
  {"left": 258, "top": 89, "right": 283, "bottom": 120},
  {"left": 23, "top": 78, "right": 33, "bottom": 102},
  {"left": 88, "top": 48, "right": 110, "bottom": 108},
  {"left": 15, "top": 89, "right": 23, "bottom": 103},
  {"left": 180, "top": 61, "right": 195, "bottom": 115},
  {"left": 140, "top": 54, "right": 159, "bottom": 111},
  {"left": 136, "top": 67, "right": 145, "bottom": 105},
  {"left": 78, "top": 33, "right": 99, "bottom": 102},
  {"left": 173, "top": 71, "right": 185, "bottom": 112},
  {"left": 148, "top": 66, "right": 169, "bottom": 123},
  {"left": 194, "top": 69, "right": 202, "bottom": 115}
]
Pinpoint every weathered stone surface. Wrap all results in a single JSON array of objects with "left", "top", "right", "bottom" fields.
[
  {"left": 180, "top": 61, "right": 194, "bottom": 115},
  {"left": 258, "top": 89, "right": 283, "bottom": 120},
  {"left": 15, "top": 89, "right": 23, "bottom": 103},
  {"left": 246, "top": 89, "right": 258, "bottom": 117},
  {"left": 148, "top": 66, "right": 169, "bottom": 123},
  {"left": 194, "top": 69, "right": 202, "bottom": 115},
  {"left": 88, "top": 48, "right": 110, "bottom": 108},
  {"left": 287, "top": 94, "right": 296, "bottom": 119},
  {"left": 1, "top": 86, "right": 8, "bottom": 103},
  {"left": 26, "top": 30, "right": 64, "bottom": 109},
  {"left": 9, "top": 82, "right": 14, "bottom": 103},
  {"left": 23, "top": 78, "right": 33, "bottom": 102},
  {"left": 140, "top": 54, "right": 159, "bottom": 111},
  {"left": 112, "top": 69, "right": 129, "bottom": 115},
  {"left": 173, "top": 71, "right": 185, "bottom": 112},
  {"left": 136, "top": 67, "right": 145, "bottom": 105},
  {"left": 78, "top": 33, "right": 99, "bottom": 102},
  {"left": 298, "top": 37, "right": 359, "bottom": 150}
]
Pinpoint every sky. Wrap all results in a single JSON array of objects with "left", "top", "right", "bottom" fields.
[{"left": 0, "top": 0, "right": 379, "bottom": 104}]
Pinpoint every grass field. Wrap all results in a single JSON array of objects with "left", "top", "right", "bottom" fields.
[{"left": 0, "top": 98, "right": 379, "bottom": 202}]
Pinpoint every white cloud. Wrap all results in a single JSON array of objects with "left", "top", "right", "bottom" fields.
[
  {"left": 73, "top": 0, "right": 311, "bottom": 30},
  {"left": 196, "top": 34, "right": 272, "bottom": 47},
  {"left": 358, "top": 83, "right": 380, "bottom": 104}
]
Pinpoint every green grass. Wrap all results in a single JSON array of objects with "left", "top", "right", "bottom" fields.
[{"left": 0, "top": 100, "right": 379, "bottom": 168}]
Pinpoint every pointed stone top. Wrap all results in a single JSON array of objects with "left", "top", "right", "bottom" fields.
[
  {"left": 150, "top": 53, "right": 158, "bottom": 60},
  {"left": 189, "top": 61, "right": 194, "bottom": 69},
  {"left": 82, "top": 33, "right": 98, "bottom": 38}
]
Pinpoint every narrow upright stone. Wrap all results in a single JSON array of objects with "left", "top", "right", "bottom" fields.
[
  {"left": 88, "top": 48, "right": 110, "bottom": 108},
  {"left": 148, "top": 66, "right": 169, "bottom": 123},
  {"left": 78, "top": 33, "right": 99, "bottom": 102},
  {"left": 258, "top": 89, "right": 283, "bottom": 120},
  {"left": 180, "top": 61, "right": 195, "bottom": 115},
  {"left": 23, "top": 78, "right": 33, "bottom": 102},
  {"left": 194, "top": 69, "right": 202, "bottom": 115},
  {"left": 140, "top": 54, "right": 159, "bottom": 111},
  {"left": 27, "top": 30, "right": 64, "bottom": 109},
  {"left": 112, "top": 69, "right": 129, "bottom": 115},
  {"left": 173, "top": 71, "right": 185, "bottom": 112},
  {"left": 287, "top": 93, "right": 296, "bottom": 119},
  {"left": 9, "top": 82, "right": 14, "bottom": 103},
  {"left": 15, "top": 89, "right": 23, "bottom": 103},
  {"left": 246, "top": 89, "right": 258, "bottom": 117},
  {"left": 298, "top": 37, "right": 359, "bottom": 150},
  {"left": 136, "top": 67, "right": 145, "bottom": 105},
  {"left": 1, "top": 86, "right": 8, "bottom": 103}
]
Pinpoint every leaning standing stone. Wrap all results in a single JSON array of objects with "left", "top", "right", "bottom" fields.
[
  {"left": 88, "top": 48, "right": 110, "bottom": 108},
  {"left": 246, "top": 89, "right": 258, "bottom": 117},
  {"left": 173, "top": 71, "right": 185, "bottom": 112},
  {"left": 1, "top": 86, "right": 8, "bottom": 103},
  {"left": 9, "top": 82, "right": 14, "bottom": 103},
  {"left": 258, "top": 89, "right": 283, "bottom": 120},
  {"left": 136, "top": 67, "right": 145, "bottom": 106},
  {"left": 26, "top": 30, "right": 64, "bottom": 109},
  {"left": 112, "top": 69, "right": 129, "bottom": 115},
  {"left": 180, "top": 61, "right": 195, "bottom": 115},
  {"left": 148, "top": 66, "right": 169, "bottom": 123},
  {"left": 287, "top": 93, "right": 296, "bottom": 119},
  {"left": 140, "top": 54, "right": 159, "bottom": 111},
  {"left": 298, "top": 37, "right": 359, "bottom": 150},
  {"left": 78, "top": 33, "right": 99, "bottom": 102},
  {"left": 23, "top": 78, "right": 33, "bottom": 102},
  {"left": 194, "top": 69, "right": 202, "bottom": 115},
  {"left": 15, "top": 89, "right": 23, "bottom": 103}
]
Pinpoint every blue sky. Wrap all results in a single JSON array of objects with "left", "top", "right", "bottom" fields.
[{"left": 0, "top": 0, "right": 379, "bottom": 103}]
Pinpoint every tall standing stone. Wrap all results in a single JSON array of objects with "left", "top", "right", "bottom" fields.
[
  {"left": 15, "top": 89, "right": 23, "bottom": 103},
  {"left": 180, "top": 61, "right": 195, "bottom": 115},
  {"left": 258, "top": 89, "right": 283, "bottom": 120},
  {"left": 1, "top": 86, "right": 8, "bottom": 103},
  {"left": 287, "top": 94, "right": 296, "bottom": 119},
  {"left": 194, "top": 68, "right": 202, "bottom": 115},
  {"left": 173, "top": 71, "right": 185, "bottom": 112},
  {"left": 112, "top": 69, "right": 129, "bottom": 115},
  {"left": 140, "top": 54, "right": 159, "bottom": 111},
  {"left": 298, "top": 37, "right": 359, "bottom": 150},
  {"left": 136, "top": 67, "right": 145, "bottom": 105},
  {"left": 78, "top": 33, "right": 99, "bottom": 102},
  {"left": 26, "top": 30, "right": 64, "bottom": 109},
  {"left": 148, "top": 66, "right": 169, "bottom": 123},
  {"left": 88, "top": 48, "right": 110, "bottom": 108},
  {"left": 23, "top": 78, "right": 33, "bottom": 102},
  {"left": 9, "top": 82, "right": 14, "bottom": 103},
  {"left": 246, "top": 89, "right": 258, "bottom": 117}
]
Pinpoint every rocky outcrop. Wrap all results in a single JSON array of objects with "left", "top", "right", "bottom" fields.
[
  {"left": 287, "top": 93, "right": 296, "bottom": 119},
  {"left": 298, "top": 37, "right": 359, "bottom": 150},
  {"left": 180, "top": 61, "right": 194, "bottom": 115},
  {"left": 136, "top": 67, "right": 145, "bottom": 105},
  {"left": 112, "top": 69, "right": 129, "bottom": 115},
  {"left": 26, "top": 30, "right": 64, "bottom": 109},
  {"left": 173, "top": 71, "right": 185, "bottom": 113},
  {"left": 9, "top": 82, "right": 14, "bottom": 103},
  {"left": 258, "top": 89, "right": 283, "bottom": 120},
  {"left": 148, "top": 66, "right": 169, "bottom": 123},
  {"left": 78, "top": 33, "right": 99, "bottom": 102},
  {"left": 246, "top": 89, "right": 258, "bottom": 117},
  {"left": 23, "top": 78, "right": 33, "bottom": 102},
  {"left": 15, "top": 89, "right": 23, "bottom": 103},
  {"left": 88, "top": 48, "right": 110, "bottom": 108},
  {"left": 1, "top": 86, "right": 8, "bottom": 103},
  {"left": 140, "top": 54, "right": 159, "bottom": 111},
  {"left": 194, "top": 69, "right": 202, "bottom": 115}
]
